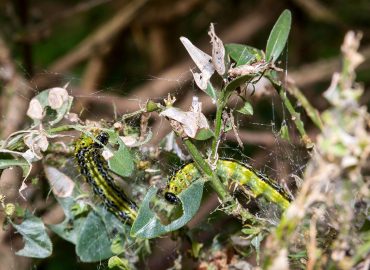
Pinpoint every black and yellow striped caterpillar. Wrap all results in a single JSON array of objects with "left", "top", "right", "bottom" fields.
[
  {"left": 74, "top": 131, "right": 291, "bottom": 226},
  {"left": 164, "top": 160, "right": 291, "bottom": 210},
  {"left": 74, "top": 131, "right": 137, "bottom": 224}
]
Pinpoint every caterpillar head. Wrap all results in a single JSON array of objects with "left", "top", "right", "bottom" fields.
[
  {"left": 164, "top": 192, "right": 180, "bottom": 204},
  {"left": 93, "top": 131, "right": 109, "bottom": 148},
  {"left": 74, "top": 131, "right": 109, "bottom": 153}
]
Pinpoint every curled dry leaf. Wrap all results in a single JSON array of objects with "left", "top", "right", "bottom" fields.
[
  {"left": 228, "top": 61, "right": 269, "bottom": 78},
  {"left": 208, "top": 23, "right": 226, "bottom": 75},
  {"left": 120, "top": 135, "right": 138, "bottom": 147},
  {"left": 180, "top": 37, "right": 215, "bottom": 90},
  {"left": 26, "top": 99, "right": 44, "bottom": 120},
  {"left": 44, "top": 166, "right": 74, "bottom": 198},
  {"left": 341, "top": 31, "right": 364, "bottom": 72},
  {"left": 65, "top": 113, "right": 80, "bottom": 123},
  {"left": 48, "top": 87, "right": 69, "bottom": 109},
  {"left": 160, "top": 97, "right": 209, "bottom": 138},
  {"left": 23, "top": 132, "right": 49, "bottom": 160}
]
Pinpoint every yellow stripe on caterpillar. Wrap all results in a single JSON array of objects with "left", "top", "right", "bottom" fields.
[
  {"left": 74, "top": 131, "right": 137, "bottom": 224},
  {"left": 164, "top": 159, "right": 291, "bottom": 210}
]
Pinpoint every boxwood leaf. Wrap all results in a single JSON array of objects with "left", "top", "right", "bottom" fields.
[
  {"left": 225, "top": 44, "right": 263, "bottom": 66},
  {"left": 237, "top": 101, "right": 254, "bottom": 115},
  {"left": 76, "top": 206, "right": 128, "bottom": 262},
  {"left": 11, "top": 210, "right": 52, "bottom": 258},
  {"left": 265, "top": 9, "right": 291, "bottom": 62},
  {"left": 108, "top": 137, "right": 134, "bottom": 177},
  {"left": 131, "top": 180, "right": 204, "bottom": 239}
]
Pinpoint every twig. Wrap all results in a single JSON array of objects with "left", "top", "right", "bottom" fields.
[
  {"left": 20, "top": 0, "right": 114, "bottom": 43},
  {"left": 292, "top": 0, "right": 343, "bottom": 26},
  {"left": 289, "top": 45, "right": 370, "bottom": 87},
  {"left": 48, "top": 0, "right": 148, "bottom": 73},
  {"left": 0, "top": 34, "right": 34, "bottom": 138},
  {"left": 74, "top": 43, "right": 112, "bottom": 113}
]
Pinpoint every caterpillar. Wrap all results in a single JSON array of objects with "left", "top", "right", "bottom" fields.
[
  {"left": 74, "top": 131, "right": 290, "bottom": 226},
  {"left": 74, "top": 131, "right": 137, "bottom": 224},
  {"left": 164, "top": 159, "right": 291, "bottom": 210}
]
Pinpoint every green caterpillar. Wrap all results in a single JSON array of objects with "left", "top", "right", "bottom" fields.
[
  {"left": 164, "top": 159, "right": 291, "bottom": 210},
  {"left": 74, "top": 131, "right": 290, "bottom": 226},
  {"left": 74, "top": 131, "right": 137, "bottom": 224}
]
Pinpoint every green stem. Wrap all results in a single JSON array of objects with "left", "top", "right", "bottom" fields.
[
  {"left": 183, "top": 138, "right": 229, "bottom": 201},
  {"left": 47, "top": 124, "right": 78, "bottom": 134},
  {"left": 285, "top": 84, "right": 323, "bottom": 131},
  {"left": 278, "top": 87, "right": 313, "bottom": 148},
  {"left": 267, "top": 76, "right": 314, "bottom": 149},
  {"left": 211, "top": 97, "right": 226, "bottom": 160}
]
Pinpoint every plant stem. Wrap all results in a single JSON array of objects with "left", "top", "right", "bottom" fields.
[
  {"left": 211, "top": 97, "right": 225, "bottom": 160},
  {"left": 47, "top": 124, "right": 77, "bottom": 134},
  {"left": 285, "top": 84, "right": 323, "bottom": 131},
  {"left": 266, "top": 76, "right": 314, "bottom": 149},
  {"left": 278, "top": 87, "right": 313, "bottom": 148},
  {"left": 183, "top": 138, "right": 230, "bottom": 201}
]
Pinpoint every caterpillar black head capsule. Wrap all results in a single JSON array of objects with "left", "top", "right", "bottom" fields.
[
  {"left": 94, "top": 132, "right": 109, "bottom": 148},
  {"left": 164, "top": 192, "right": 180, "bottom": 204}
]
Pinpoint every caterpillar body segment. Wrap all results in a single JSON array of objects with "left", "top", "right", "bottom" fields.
[
  {"left": 164, "top": 159, "right": 291, "bottom": 210},
  {"left": 216, "top": 160, "right": 291, "bottom": 209},
  {"left": 74, "top": 131, "right": 137, "bottom": 224}
]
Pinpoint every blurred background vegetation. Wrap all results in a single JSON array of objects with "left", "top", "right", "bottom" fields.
[{"left": 0, "top": 0, "right": 369, "bottom": 269}]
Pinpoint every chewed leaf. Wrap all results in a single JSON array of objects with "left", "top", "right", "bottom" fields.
[
  {"left": 26, "top": 87, "right": 73, "bottom": 126},
  {"left": 49, "top": 197, "right": 83, "bottom": 244},
  {"left": 11, "top": 210, "right": 53, "bottom": 258},
  {"left": 180, "top": 37, "right": 214, "bottom": 75},
  {"left": 76, "top": 208, "right": 113, "bottom": 262},
  {"left": 131, "top": 180, "right": 204, "bottom": 239},
  {"left": 108, "top": 137, "right": 134, "bottom": 177},
  {"left": 209, "top": 23, "right": 226, "bottom": 75},
  {"left": 76, "top": 206, "right": 129, "bottom": 262},
  {"left": 160, "top": 102, "right": 210, "bottom": 139},
  {"left": 180, "top": 37, "right": 215, "bottom": 90},
  {"left": 192, "top": 70, "right": 212, "bottom": 90},
  {"left": 266, "top": 9, "right": 292, "bottom": 62},
  {"left": 44, "top": 166, "right": 75, "bottom": 197}
]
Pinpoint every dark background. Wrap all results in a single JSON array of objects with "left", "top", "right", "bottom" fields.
[{"left": 0, "top": 0, "right": 369, "bottom": 269}]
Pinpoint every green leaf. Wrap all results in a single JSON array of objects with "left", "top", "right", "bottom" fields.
[
  {"left": 27, "top": 88, "right": 73, "bottom": 126},
  {"left": 108, "top": 256, "right": 131, "bottom": 270},
  {"left": 237, "top": 101, "right": 254, "bottom": 115},
  {"left": 131, "top": 180, "right": 204, "bottom": 239},
  {"left": 108, "top": 137, "right": 134, "bottom": 177},
  {"left": 11, "top": 210, "right": 53, "bottom": 258},
  {"left": 76, "top": 206, "right": 127, "bottom": 262},
  {"left": 225, "top": 44, "right": 263, "bottom": 66},
  {"left": 49, "top": 197, "right": 86, "bottom": 244},
  {"left": 194, "top": 128, "right": 214, "bottom": 141},
  {"left": 224, "top": 74, "right": 254, "bottom": 93},
  {"left": 279, "top": 121, "right": 291, "bottom": 142},
  {"left": 76, "top": 209, "right": 113, "bottom": 262},
  {"left": 265, "top": 9, "right": 292, "bottom": 62},
  {"left": 251, "top": 233, "right": 264, "bottom": 263},
  {"left": 0, "top": 158, "right": 29, "bottom": 170},
  {"left": 205, "top": 82, "right": 217, "bottom": 101},
  {"left": 111, "top": 236, "right": 125, "bottom": 255}
]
